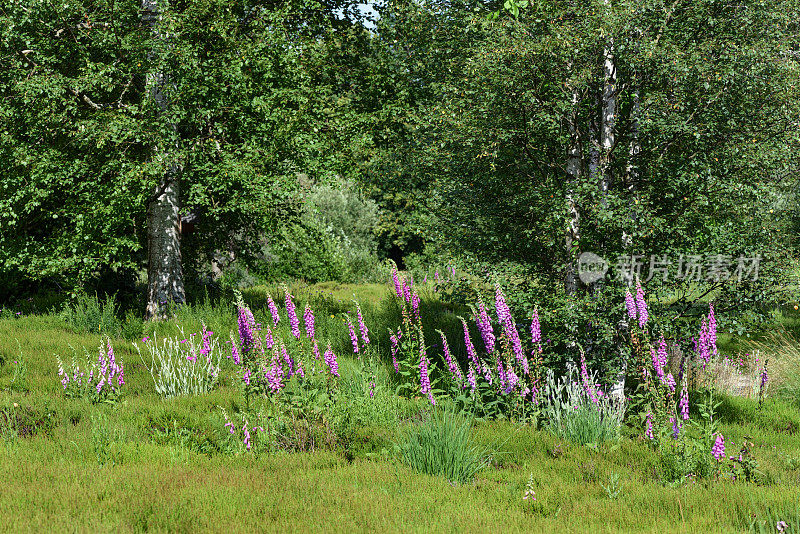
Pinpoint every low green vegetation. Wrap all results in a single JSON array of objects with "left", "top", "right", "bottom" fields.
[{"left": 3, "top": 282, "right": 800, "bottom": 532}]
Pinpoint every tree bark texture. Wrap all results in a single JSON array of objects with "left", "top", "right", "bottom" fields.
[{"left": 143, "top": 0, "right": 185, "bottom": 320}]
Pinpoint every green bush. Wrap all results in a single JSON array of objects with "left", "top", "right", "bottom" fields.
[
  {"left": 305, "top": 180, "right": 381, "bottom": 283},
  {"left": 60, "top": 292, "right": 122, "bottom": 338},
  {"left": 395, "top": 407, "right": 490, "bottom": 484},
  {"left": 260, "top": 221, "right": 347, "bottom": 283}
]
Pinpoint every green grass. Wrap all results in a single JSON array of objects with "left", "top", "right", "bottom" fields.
[{"left": 3, "top": 307, "right": 800, "bottom": 532}]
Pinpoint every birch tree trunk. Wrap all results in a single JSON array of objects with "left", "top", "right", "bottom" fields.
[
  {"left": 565, "top": 87, "right": 582, "bottom": 296},
  {"left": 143, "top": 0, "right": 185, "bottom": 320}
]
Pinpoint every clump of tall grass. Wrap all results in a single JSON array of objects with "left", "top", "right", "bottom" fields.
[
  {"left": 60, "top": 293, "right": 122, "bottom": 337},
  {"left": 395, "top": 407, "right": 490, "bottom": 484},
  {"left": 741, "top": 500, "right": 800, "bottom": 533},
  {"left": 134, "top": 326, "right": 222, "bottom": 398},
  {"left": 744, "top": 332, "right": 800, "bottom": 404},
  {"left": 541, "top": 368, "right": 624, "bottom": 446}
]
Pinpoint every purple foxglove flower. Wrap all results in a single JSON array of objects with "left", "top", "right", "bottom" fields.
[
  {"left": 496, "top": 357, "right": 507, "bottom": 391},
  {"left": 581, "top": 354, "right": 599, "bottom": 403},
  {"left": 658, "top": 336, "right": 669, "bottom": 369},
  {"left": 264, "top": 326, "right": 274, "bottom": 350},
  {"left": 434, "top": 270, "right": 440, "bottom": 282},
  {"left": 237, "top": 305, "right": 255, "bottom": 352},
  {"left": 392, "top": 267, "right": 403, "bottom": 299},
  {"left": 466, "top": 364, "right": 477, "bottom": 391},
  {"left": 460, "top": 317, "right": 481, "bottom": 373},
  {"left": 267, "top": 294, "right": 280, "bottom": 326},
  {"left": 267, "top": 350, "right": 284, "bottom": 391},
  {"left": 697, "top": 319, "right": 710, "bottom": 368},
  {"left": 504, "top": 364, "right": 519, "bottom": 394},
  {"left": 224, "top": 417, "right": 235, "bottom": 435},
  {"left": 356, "top": 303, "right": 370, "bottom": 345},
  {"left": 303, "top": 304, "right": 315, "bottom": 340},
  {"left": 651, "top": 348, "right": 665, "bottom": 380},
  {"left": 760, "top": 361, "right": 769, "bottom": 390},
  {"left": 625, "top": 290, "right": 637, "bottom": 321},
  {"left": 438, "top": 330, "right": 463, "bottom": 382},
  {"left": 243, "top": 422, "right": 252, "bottom": 450},
  {"left": 671, "top": 417, "right": 681, "bottom": 439},
  {"left": 403, "top": 278, "right": 411, "bottom": 303},
  {"left": 411, "top": 291, "right": 420, "bottom": 316},
  {"left": 346, "top": 316, "right": 359, "bottom": 353},
  {"left": 530, "top": 308, "right": 541, "bottom": 353},
  {"left": 495, "top": 285, "right": 511, "bottom": 327},
  {"left": 645, "top": 412, "right": 654, "bottom": 440},
  {"left": 285, "top": 290, "right": 300, "bottom": 339},
  {"left": 229, "top": 334, "right": 242, "bottom": 365},
  {"left": 636, "top": 281, "right": 648, "bottom": 329},
  {"left": 507, "top": 322, "right": 528, "bottom": 375},
  {"left": 475, "top": 301, "right": 495, "bottom": 354},
  {"left": 664, "top": 373, "right": 676, "bottom": 394},
  {"left": 200, "top": 325, "right": 213, "bottom": 357},
  {"left": 679, "top": 382, "right": 690, "bottom": 420},
  {"left": 712, "top": 433, "right": 725, "bottom": 461},
  {"left": 324, "top": 344, "right": 339, "bottom": 377},
  {"left": 280, "top": 341, "right": 294, "bottom": 378},
  {"left": 243, "top": 368, "right": 251, "bottom": 386},
  {"left": 312, "top": 340, "right": 321, "bottom": 360},
  {"left": 708, "top": 303, "right": 718, "bottom": 358},
  {"left": 419, "top": 348, "right": 434, "bottom": 405},
  {"left": 390, "top": 330, "right": 400, "bottom": 372}
]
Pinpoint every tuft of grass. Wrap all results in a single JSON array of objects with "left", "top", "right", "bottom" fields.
[
  {"left": 395, "top": 406, "right": 490, "bottom": 485},
  {"left": 541, "top": 369, "right": 624, "bottom": 446},
  {"left": 745, "top": 331, "right": 800, "bottom": 405}
]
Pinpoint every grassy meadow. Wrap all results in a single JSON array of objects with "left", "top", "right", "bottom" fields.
[{"left": 1, "top": 282, "right": 800, "bottom": 533}]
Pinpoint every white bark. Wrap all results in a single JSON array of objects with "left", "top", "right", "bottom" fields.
[
  {"left": 565, "top": 87, "right": 582, "bottom": 296},
  {"left": 143, "top": 0, "right": 185, "bottom": 320}
]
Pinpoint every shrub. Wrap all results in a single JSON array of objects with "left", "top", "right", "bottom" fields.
[
  {"left": 541, "top": 368, "right": 624, "bottom": 446},
  {"left": 395, "top": 407, "right": 490, "bottom": 484},
  {"left": 305, "top": 179, "right": 381, "bottom": 283},
  {"left": 134, "top": 326, "right": 222, "bottom": 398},
  {"left": 260, "top": 221, "right": 347, "bottom": 283},
  {"left": 60, "top": 292, "right": 122, "bottom": 337}
]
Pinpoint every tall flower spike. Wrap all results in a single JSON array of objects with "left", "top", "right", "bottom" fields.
[
  {"left": 419, "top": 346, "right": 434, "bottom": 405},
  {"left": 438, "top": 330, "right": 463, "bottom": 383},
  {"left": 625, "top": 290, "right": 637, "bottom": 321},
  {"left": 530, "top": 308, "right": 541, "bottom": 352},
  {"left": 679, "top": 380, "right": 690, "bottom": 420},
  {"left": 346, "top": 315, "right": 359, "bottom": 354},
  {"left": 389, "top": 330, "right": 400, "bottom": 372},
  {"left": 356, "top": 302, "right": 370, "bottom": 345},
  {"left": 645, "top": 412, "right": 654, "bottom": 440},
  {"left": 324, "top": 344, "right": 339, "bottom": 377},
  {"left": 460, "top": 317, "right": 481, "bottom": 375},
  {"left": 712, "top": 433, "right": 725, "bottom": 461},
  {"left": 476, "top": 300, "right": 495, "bottom": 354},
  {"left": 237, "top": 305, "right": 255, "bottom": 353},
  {"left": 267, "top": 294, "right": 280, "bottom": 326},
  {"left": 635, "top": 281, "right": 648, "bottom": 329},
  {"left": 707, "top": 302, "right": 718, "bottom": 358},
  {"left": 303, "top": 304, "right": 315, "bottom": 340},
  {"left": 285, "top": 289, "right": 300, "bottom": 339},
  {"left": 392, "top": 267, "right": 403, "bottom": 299}
]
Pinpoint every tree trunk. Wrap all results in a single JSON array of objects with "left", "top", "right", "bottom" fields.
[
  {"left": 143, "top": 0, "right": 185, "bottom": 320},
  {"left": 565, "top": 87, "right": 582, "bottom": 296}
]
